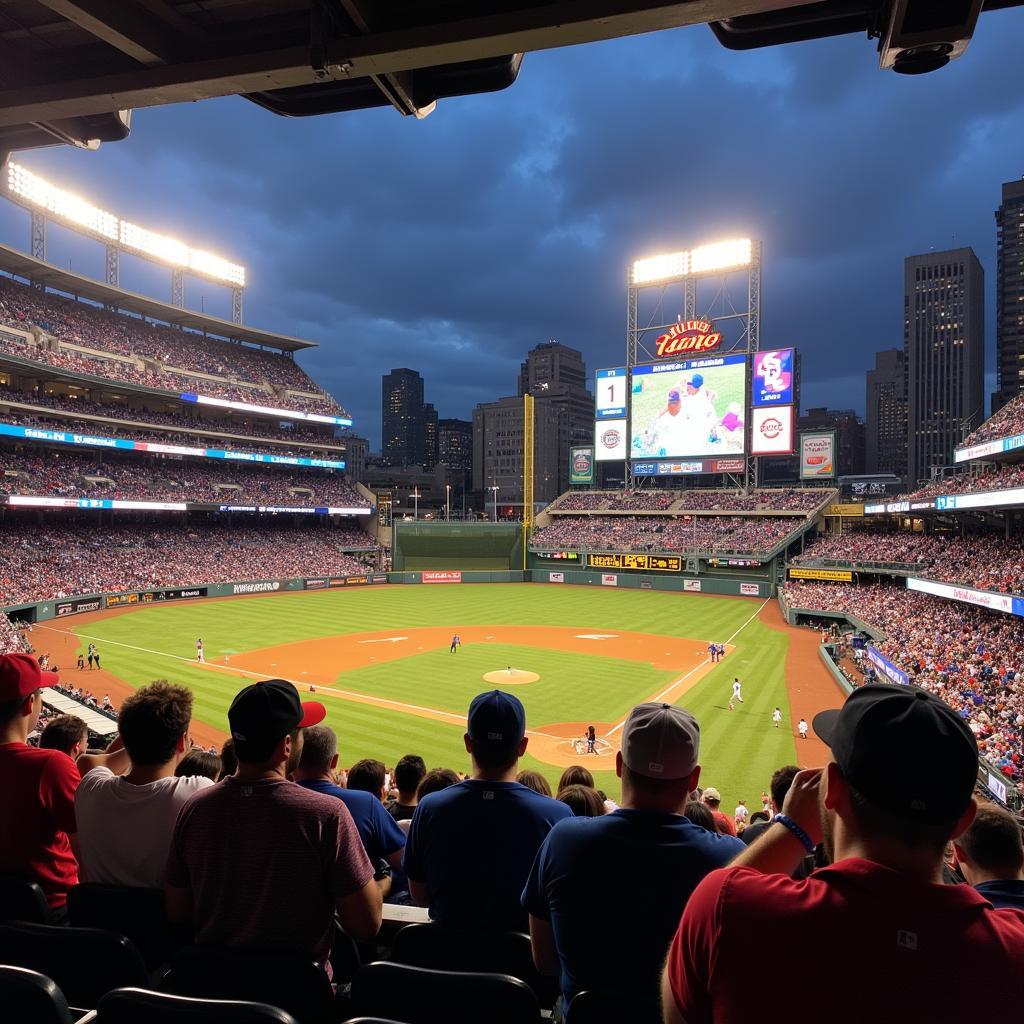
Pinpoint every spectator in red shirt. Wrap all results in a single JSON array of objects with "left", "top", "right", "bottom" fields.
[
  {"left": 0, "top": 653, "right": 79, "bottom": 915},
  {"left": 165, "top": 679, "right": 382, "bottom": 964},
  {"left": 700, "top": 787, "right": 737, "bottom": 836},
  {"left": 662, "top": 685, "right": 1024, "bottom": 1023}
]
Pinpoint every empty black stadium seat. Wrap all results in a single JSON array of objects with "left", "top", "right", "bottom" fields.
[
  {"left": 68, "top": 883, "right": 190, "bottom": 969},
  {"left": 97, "top": 987, "right": 299, "bottom": 1024},
  {"left": 389, "top": 923, "right": 557, "bottom": 1004},
  {"left": 0, "top": 874, "right": 52, "bottom": 924},
  {"left": 0, "top": 965, "right": 76, "bottom": 1024},
  {"left": 349, "top": 961, "right": 541, "bottom": 1024},
  {"left": 0, "top": 922, "right": 149, "bottom": 1011},
  {"left": 566, "top": 989, "right": 662, "bottom": 1024},
  {"left": 161, "top": 947, "right": 338, "bottom": 1024}
]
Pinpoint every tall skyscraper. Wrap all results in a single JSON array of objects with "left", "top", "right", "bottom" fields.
[
  {"left": 381, "top": 368, "right": 425, "bottom": 467},
  {"left": 423, "top": 403, "right": 438, "bottom": 471},
  {"left": 904, "top": 248, "right": 984, "bottom": 485},
  {"left": 865, "top": 348, "right": 907, "bottom": 477},
  {"left": 437, "top": 418, "right": 473, "bottom": 472},
  {"left": 993, "top": 178, "right": 1024, "bottom": 413}
]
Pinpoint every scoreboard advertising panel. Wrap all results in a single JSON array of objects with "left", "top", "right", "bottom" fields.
[
  {"left": 752, "top": 349, "right": 795, "bottom": 406},
  {"left": 569, "top": 446, "right": 595, "bottom": 484}
]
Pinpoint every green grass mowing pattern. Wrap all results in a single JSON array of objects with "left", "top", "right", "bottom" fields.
[{"left": 68, "top": 585, "right": 794, "bottom": 803}]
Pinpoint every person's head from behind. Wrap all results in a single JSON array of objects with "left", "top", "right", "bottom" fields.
[
  {"left": 39, "top": 714, "right": 88, "bottom": 758},
  {"left": 228, "top": 678, "right": 326, "bottom": 774},
  {"left": 348, "top": 758, "right": 386, "bottom": 799},
  {"left": 464, "top": 690, "right": 527, "bottom": 778},
  {"left": 953, "top": 802, "right": 1024, "bottom": 885},
  {"left": 559, "top": 765, "right": 595, "bottom": 791},
  {"left": 118, "top": 680, "right": 193, "bottom": 768},
  {"left": 0, "top": 653, "right": 55, "bottom": 739},
  {"left": 394, "top": 754, "right": 427, "bottom": 801},
  {"left": 813, "top": 684, "right": 980, "bottom": 862},
  {"left": 218, "top": 738, "right": 237, "bottom": 780},
  {"left": 296, "top": 724, "right": 339, "bottom": 779},
  {"left": 174, "top": 749, "right": 222, "bottom": 781},
  {"left": 617, "top": 702, "right": 701, "bottom": 814},
  {"left": 684, "top": 800, "right": 716, "bottom": 831},
  {"left": 557, "top": 784, "right": 605, "bottom": 817},
  {"left": 701, "top": 787, "right": 722, "bottom": 809},
  {"left": 516, "top": 769, "right": 552, "bottom": 797},
  {"left": 769, "top": 764, "right": 800, "bottom": 813},
  {"left": 417, "top": 767, "right": 461, "bottom": 800}
]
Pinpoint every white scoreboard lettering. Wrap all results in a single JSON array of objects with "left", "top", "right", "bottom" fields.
[{"left": 595, "top": 367, "right": 627, "bottom": 420}]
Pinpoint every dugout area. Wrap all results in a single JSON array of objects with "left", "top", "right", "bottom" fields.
[{"left": 392, "top": 522, "right": 523, "bottom": 570}]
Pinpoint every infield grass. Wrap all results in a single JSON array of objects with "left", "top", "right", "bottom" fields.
[{"left": 68, "top": 584, "right": 797, "bottom": 805}]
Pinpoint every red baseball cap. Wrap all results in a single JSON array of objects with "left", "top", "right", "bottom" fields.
[{"left": 0, "top": 653, "right": 58, "bottom": 702}]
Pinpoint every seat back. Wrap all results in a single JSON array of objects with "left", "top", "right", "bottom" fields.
[
  {"left": 0, "top": 922, "right": 149, "bottom": 1010},
  {"left": 350, "top": 961, "right": 541, "bottom": 1024},
  {"left": 0, "top": 964, "right": 74, "bottom": 1024},
  {"left": 389, "top": 923, "right": 557, "bottom": 1004},
  {"left": 98, "top": 986, "right": 300, "bottom": 1024},
  {"left": 68, "top": 883, "right": 190, "bottom": 969},
  {"left": 0, "top": 874, "right": 51, "bottom": 924},
  {"left": 566, "top": 989, "right": 663, "bottom": 1024},
  {"left": 162, "top": 946, "right": 336, "bottom": 1024}
]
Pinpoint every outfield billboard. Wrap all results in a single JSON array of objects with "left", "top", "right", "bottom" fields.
[
  {"left": 800, "top": 431, "right": 836, "bottom": 480},
  {"left": 569, "top": 446, "right": 595, "bottom": 485},
  {"left": 750, "top": 406, "right": 795, "bottom": 455}
]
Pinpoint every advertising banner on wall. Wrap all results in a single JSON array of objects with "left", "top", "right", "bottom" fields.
[
  {"left": 740, "top": 582, "right": 760, "bottom": 596},
  {"left": 800, "top": 431, "right": 836, "bottom": 480},
  {"left": 56, "top": 597, "right": 102, "bottom": 616},
  {"left": 907, "top": 577, "right": 1021, "bottom": 616},
  {"left": 422, "top": 571, "right": 463, "bottom": 584},
  {"left": 549, "top": 572, "right": 565, "bottom": 583},
  {"left": 750, "top": 406, "right": 795, "bottom": 455},
  {"left": 684, "top": 579, "right": 702, "bottom": 592},
  {"left": 866, "top": 646, "right": 909, "bottom": 685},
  {"left": 752, "top": 349, "right": 795, "bottom": 406},
  {"left": 631, "top": 456, "right": 747, "bottom": 476},
  {"left": 788, "top": 567, "right": 853, "bottom": 582},
  {"left": 601, "top": 574, "right": 618, "bottom": 586},
  {"left": 595, "top": 367, "right": 627, "bottom": 419},
  {"left": 569, "top": 446, "right": 595, "bottom": 485},
  {"left": 590, "top": 552, "right": 681, "bottom": 572},
  {"left": 594, "top": 419, "right": 628, "bottom": 461}
]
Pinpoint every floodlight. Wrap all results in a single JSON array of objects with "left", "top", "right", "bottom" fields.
[
  {"left": 190, "top": 249, "right": 246, "bottom": 287},
  {"left": 7, "top": 161, "right": 118, "bottom": 241},
  {"left": 631, "top": 250, "right": 688, "bottom": 285},
  {"left": 630, "top": 237, "right": 753, "bottom": 285},
  {"left": 689, "top": 238, "right": 752, "bottom": 274},
  {"left": 119, "top": 222, "right": 189, "bottom": 266}
]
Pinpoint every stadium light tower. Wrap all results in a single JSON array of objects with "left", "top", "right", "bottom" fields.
[
  {"left": 411, "top": 488, "right": 421, "bottom": 520},
  {"left": 489, "top": 484, "right": 499, "bottom": 522},
  {"left": 445, "top": 484, "right": 451, "bottom": 522}
]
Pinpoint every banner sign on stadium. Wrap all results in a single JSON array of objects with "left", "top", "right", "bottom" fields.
[
  {"left": 826, "top": 503, "right": 865, "bottom": 517},
  {"left": 752, "top": 349, "right": 795, "bottom": 406},
  {"left": 216, "top": 504, "right": 370, "bottom": 516},
  {"left": 55, "top": 597, "right": 101, "bottom": 616},
  {"left": 549, "top": 572, "right": 565, "bottom": 583},
  {"left": 653, "top": 319, "right": 722, "bottom": 358},
  {"left": 750, "top": 406, "right": 795, "bottom": 455},
  {"left": 594, "top": 419, "right": 627, "bottom": 462},
  {"left": 9, "top": 496, "right": 188, "bottom": 511},
  {"left": 906, "top": 577, "right": 1021, "bottom": 617},
  {"left": 589, "top": 553, "right": 682, "bottom": 572},
  {"left": 987, "top": 772, "right": 1009, "bottom": 805},
  {"left": 707, "top": 557, "right": 761, "bottom": 567},
  {"left": 231, "top": 580, "right": 283, "bottom": 595},
  {"left": 305, "top": 579, "right": 328, "bottom": 590},
  {"left": 955, "top": 433, "right": 1024, "bottom": 463},
  {"left": 182, "top": 392, "right": 352, "bottom": 428},
  {"left": 106, "top": 592, "right": 140, "bottom": 608},
  {"left": 740, "top": 582, "right": 760, "bottom": 596},
  {"left": 569, "top": 446, "right": 595, "bottom": 485},
  {"left": 788, "top": 568, "right": 854, "bottom": 582},
  {"left": 422, "top": 571, "right": 462, "bottom": 584},
  {"left": 800, "top": 431, "right": 836, "bottom": 480},
  {"left": 534, "top": 551, "right": 580, "bottom": 561},
  {"left": 936, "top": 488, "right": 1024, "bottom": 513},
  {"left": 865, "top": 500, "right": 910, "bottom": 515},
  {"left": 866, "top": 646, "right": 909, "bottom": 686},
  {"left": 0, "top": 421, "right": 347, "bottom": 470},
  {"left": 595, "top": 368, "right": 627, "bottom": 420},
  {"left": 684, "top": 579, "right": 702, "bottom": 592},
  {"left": 601, "top": 574, "right": 618, "bottom": 587},
  {"left": 630, "top": 457, "right": 747, "bottom": 477}
]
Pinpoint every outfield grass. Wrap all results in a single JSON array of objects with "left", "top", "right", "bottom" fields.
[{"left": 70, "top": 584, "right": 797, "bottom": 804}]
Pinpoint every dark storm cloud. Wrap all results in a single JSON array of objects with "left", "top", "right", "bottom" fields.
[{"left": 14, "top": 10, "right": 1024, "bottom": 445}]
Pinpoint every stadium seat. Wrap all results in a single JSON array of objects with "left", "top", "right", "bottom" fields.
[
  {"left": 566, "top": 989, "right": 662, "bottom": 1024},
  {"left": 0, "top": 965, "right": 76, "bottom": 1024},
  {"left": 97, "top": 987, "right": 299, "bottom": 1024},
  {"left": 0, "top": 874, "right": 52, "bottom": 924},
  {"left": 67, "top": 883, "right": 190, "bottom": 969},
  {"left": 348, "top": 961, "right": 542, "bottom": 1024},
  {"left": 389, "top": 923, "right": 558, "bottom": 1004},
  {"left": 0, "top": 922, "right": 150, "bottom": 1011},
  {"left": 161, "top": 947, "right": 338, "bottom": 1024}
]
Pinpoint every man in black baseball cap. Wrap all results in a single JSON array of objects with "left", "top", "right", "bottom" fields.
[
  {"left": 227, "top": 678, "right": 326, "bottom": 767},
  {"left": 663, "top": 684, "right": 1024, "bottom": 1024}
]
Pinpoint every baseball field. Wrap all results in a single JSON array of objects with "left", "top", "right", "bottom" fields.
[{"left": 34, "top": 584, "right": 839, "bottom": 803}]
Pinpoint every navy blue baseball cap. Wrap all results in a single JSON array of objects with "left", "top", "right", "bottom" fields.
[
  {"left": 667, "top": 388, "right": 681, "bottom": 401},
  {"left": 688, "top": 373, "right": 704, "bottom": 388},
  {"left": 467, "top": 689, "right": 526, "bottom": 748}
]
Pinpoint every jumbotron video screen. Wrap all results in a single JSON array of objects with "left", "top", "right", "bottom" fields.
[{"left": 629, "top": 353, "right": 747, "bottom": 460}]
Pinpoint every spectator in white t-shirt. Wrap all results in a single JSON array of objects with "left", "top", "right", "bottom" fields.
[{"left": 74, "top": 680, "right": 212, "bottom": 888}]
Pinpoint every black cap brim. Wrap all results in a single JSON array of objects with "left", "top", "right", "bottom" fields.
[{"left": 812, "top": 709, "right": 840, "bottom": 747}]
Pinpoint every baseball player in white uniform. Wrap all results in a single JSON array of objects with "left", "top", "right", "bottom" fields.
[
  {"left": 772, "top": 707, "right": 782, "bottom": 729},
  {"left": 798, "top": 718, "right": 809, "bottom": 740},
  {"left": 728, "top": 677, "right": 743, "bottom": 710},
  {"left": 196, "top": 638, "right": 205, "bottom": 663}
]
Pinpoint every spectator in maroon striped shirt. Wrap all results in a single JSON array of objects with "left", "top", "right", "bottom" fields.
[{"left": 165, "top": 680, "right": 382, "bottom": 964}]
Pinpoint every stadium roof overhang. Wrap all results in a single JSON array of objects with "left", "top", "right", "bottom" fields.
[
  {"left": 0, "top": 2, "right": 1020, "bottom": 156},
  {"left": 0, "top": 243, "right": 316, "bottom": 352}
]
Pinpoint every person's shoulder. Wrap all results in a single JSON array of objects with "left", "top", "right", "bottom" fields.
[
  {"left": 76, "top": 764, "right": 115, "bottom": 789},
  {"left": 517, "top": 786, "right": 573, "bottom": 818},
  {"left": 168, "top": 775, "right": 215, "bottom": 798}
]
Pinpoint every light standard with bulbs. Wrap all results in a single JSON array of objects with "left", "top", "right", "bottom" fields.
[
  {"left": 445, "top": 484, "right": 451, "bottom": 521},
  {"left": 411, "top": 488, "right": 420, "bottom": 520},
  {"left": 489, "top": 484, "right": 499, "bottom": 522}
]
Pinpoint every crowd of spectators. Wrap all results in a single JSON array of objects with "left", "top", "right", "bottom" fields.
[
  {"left": 958, "top": 393, "right": 1024, "bottom": 450},
  {"left": 0, "top": 277, "right": 344, "bottom": 417},
  {"left": 532, "top": 514, "right": 804, "bottom": 554},
  {"left": 547, "top": 488, "right": 830, "bottom": 514},
  {"left": 793, "top": 526, "right": 1024, "bottom": 595},
  {"left": 0, "top": 449, "right": 370, "bottom": 508},
  {"left": 780, "top": 580, "right": 1024, "bottom": 776},
  {"left": 0, "top": 521, "right": 378, "bottom": 605},
  {"left": 905, "top": 462, "right": 1024, "bottom": 501}
]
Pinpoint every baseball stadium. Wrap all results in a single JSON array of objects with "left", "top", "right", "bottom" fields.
[{"left": 2, "top": 4, "right": 1024, "bottom": 1023}]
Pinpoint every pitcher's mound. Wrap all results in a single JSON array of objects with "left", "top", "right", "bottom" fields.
[{"left": 483, "top": 669, "right": 539, "bottom": 685}]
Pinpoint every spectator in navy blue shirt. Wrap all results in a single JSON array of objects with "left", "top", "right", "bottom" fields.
[
  {"left": 294, "top": 726, "right": 406, "bottom": 897},
  {"left": 953, "top": 801, "right": 1024, "bottom": 909},
  {"left": 523, "top": 703, "right": 743, "bottom": 1008},
  {"left": 403, "top": 690, "right": 572, "bottom": 930}
]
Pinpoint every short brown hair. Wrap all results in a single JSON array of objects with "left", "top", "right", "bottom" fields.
[
  {"left": 348, "top": 758, "right": 386, "bottom": 795},
  {"left": 957, "top": 803, "right": 1024, "bottom": 874},
  {"left": 516, "top": 769, "right": 552, "bottom": 797},
  {"left": 117, "top": 680, "right": 192, "bottom": 766},
  {"left": 417, "top": 768, "right": 460, "bottom": 800},
  {"left": 559, "top": 765, "right": 595, "bottom": 790},
  {"left": 557, "top": 785, "right": 605, "bottom": 817},
  {"left": 40, "top": 714, "right": 88, "bottom": 755}
]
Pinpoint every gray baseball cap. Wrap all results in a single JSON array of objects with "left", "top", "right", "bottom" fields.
[{"left": 621, "top": 702, "right": 700, "bottom": 780}]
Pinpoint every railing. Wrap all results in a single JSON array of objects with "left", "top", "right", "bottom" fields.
[{"left": 789, "top": 557, "right": 928, "bottom": 573}]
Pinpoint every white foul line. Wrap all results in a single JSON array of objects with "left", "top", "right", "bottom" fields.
[
  {"left": 33, "top": 623, "right": 562, "bottom": 740},
  {"left": 605, "top": 597, "right": 771, "bottom": 737}
]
